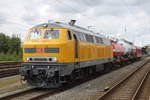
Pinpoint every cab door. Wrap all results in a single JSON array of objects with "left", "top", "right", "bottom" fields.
[
  {"left": 66, "top": 30, "right": 75, "bottom": 62},
  {"left": 73, "top": 34, "right": 78, "bottom": 59},
  {"left": 72, "top": 33, "right": 80, "bottom": 69}
]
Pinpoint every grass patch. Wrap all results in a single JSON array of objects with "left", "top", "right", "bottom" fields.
[{"left": 0, "top": 52, "right": 21, "bottom": 61}]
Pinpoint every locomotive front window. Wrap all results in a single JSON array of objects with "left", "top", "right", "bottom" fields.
[
  {"left": 27, "top": 29, "right": 42, "bottom": 40},
  {"left": 44, "top": 30, "right": 59, "bottom": 40}
]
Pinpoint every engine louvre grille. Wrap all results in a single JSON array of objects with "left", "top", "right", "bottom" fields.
[
  {"left": 24, "top": 48, "right": 36, "bottom": 53},
  {"left": 45, "top": 48, "right": 59, "bottom": 53},
  {"left": 24, "top": 48, "right": 59, "bottom": 53}
]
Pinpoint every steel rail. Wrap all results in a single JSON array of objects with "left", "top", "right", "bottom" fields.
[
  {"left": 0, "top": 62, "right": 20, "bottom": 78},
  {"left": 131, "top": 68, "right": 150, "bottom": 100},
  {"left": 0, "top": 65, "right": 20, "bottom": 69},
  {"left": 97, "top": 60, "right": 150, "bottom": 100},
  {"left": 29, "top": 89, "right": 63, "bottom": 100},
  {"left": 0, "top": 68, "right": 19, "bottom": 78},
  {"left": 0, "top": 88, "right": 35, "bottom": 100},
  {"left": 0, "top": 62, "right": 20, "bottom": 66}
]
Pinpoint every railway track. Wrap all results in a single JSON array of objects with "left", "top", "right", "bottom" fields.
[
  {"left": 0, "top": 81, "right": 84, "bottom": 100},
  {"left": 0, "top": 62, "right": 20, "bottom": 78},
  {"left": 1, "top": 60, "right": 149, "bottom": 100},
  {"left": 97, "top": 59, "right": 150, "bottom": 100},
  {"left": 0, "top": 62, "right": 20, "bottom": 66},
  {"left": 0, "top": 74, "right": 95, "bottom": 100},
  {"left": 132, "top": 67, "right": 150, "bottom": 100},
  {"left": 1, "top": 62, "right": 119, "bottom": 100},
  {"left": 0, "top": 88, "right": 51, "bottom": 100},
  {"left": 0, "top": 86, "right": 71, "bottom": 100}
]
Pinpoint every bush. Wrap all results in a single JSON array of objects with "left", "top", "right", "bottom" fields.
[{"left": 0, "top": 33, "right": 21, "bottom": 61}]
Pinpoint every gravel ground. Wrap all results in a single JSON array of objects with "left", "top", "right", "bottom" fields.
[
  {"left": 0, "top": 75, "right": 28, "bottom": 95},
  {"left": 45, "top": 59, "right": 148, "bottom": 100}
]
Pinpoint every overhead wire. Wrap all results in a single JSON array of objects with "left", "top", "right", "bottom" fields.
[
  {"left": 121, "top": 0, "right": 139, "bottom": 21},
  {"left": 54, "top": 0, "right": 97, "bottom": 23}
]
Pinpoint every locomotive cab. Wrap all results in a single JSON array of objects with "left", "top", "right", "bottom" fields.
[{"left": 23, "top": 28, "right": 75, "bottom": 63}]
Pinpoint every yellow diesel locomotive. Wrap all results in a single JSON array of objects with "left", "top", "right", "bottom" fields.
[{"left": 20, "top": 20, "right": 113, "bottom": 88}]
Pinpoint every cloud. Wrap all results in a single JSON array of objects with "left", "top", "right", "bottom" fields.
[
  {"left": 0, "top": 14, "right": 7, "bottom": 24},
  {"left": 0, "top": 0, "right": 150, "bottom": 46}
]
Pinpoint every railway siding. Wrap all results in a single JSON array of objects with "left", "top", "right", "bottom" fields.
[
  {"left": 43, "top": 58, "right": 148, "bottom": 100},
  {"left": 0, "top": 62, "right": 20, "bottom": 78},
  {"left": 132, "top": 69, "right": 150, "bottom": 100},
  {"left": 97, "top": 59, "right": 150, "bottom": 100}
]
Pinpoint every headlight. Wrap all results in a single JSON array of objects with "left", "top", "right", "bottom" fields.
[
  {"left": 49, "top": 57, "right": 57, "bottom": 62},
  {"left": 27, "top": 57, "right": 33, "bottom": 62},
  {"left": 26, "top": 56, "right": 57, "bottom": 62}
]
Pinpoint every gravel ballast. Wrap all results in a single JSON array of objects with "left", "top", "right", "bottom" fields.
[{"left": 45, "top": 59, "right": 148, "bottom": 100}]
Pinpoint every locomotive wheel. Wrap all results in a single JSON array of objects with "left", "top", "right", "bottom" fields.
[
  {"left": 51, "top": 77, "right": 62, "bottom": 88},
  {"left": 69, "top": 72, "right": 76, "bottom": 83},
  {"left": 120, "top": 61, "right": 125, "bottom": 66}
]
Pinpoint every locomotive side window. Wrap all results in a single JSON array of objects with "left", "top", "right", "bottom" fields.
[
  {"left": 73, "top": 32, "right": 79, "bottom": 40},
  {"left": 85, "top": 34, "right": 89, "bottom": 42},
  {"left": 95, "top": 36, "right": 103, "bottom": 44},
  {"left": 85, "top": 34, "right": 94, "bottom": 43},
  {"left": 93, "top": 36, "right": 96, "bottom": 43},
  {"left": 99, "top": 37, "right": 103, "bottom": 44},
  {"left": 67, "top": 30, "right": 72, "bottom": 40},
  {"left": 44, "top": 30, "right": 59, "bottom": 40},
  {"left": 74, "top": 31, "right": 83, "bottom": 41},
  {"left": 78, "top": 32, "right": 84, "bottom": 41},
  {"left": 76, "top": 32, "right": 81, "bottom": 41},
  {"left": 82, "top": 34, "right": 87, "bottom": 42},
  {"left": 80, "top": 33, "right": 86, "bottom": 41},
  {"left": 27, "top": 29, "right": 42, "bottom": 40},
  {"left": 95, "top": 37, "right": 99, "bottom": 43},
  {"left": 89, "top": 35, "right": 94, "bottom": 43},
  {"left": 72, "top": 31, "right": 87, "bottom": 42}
]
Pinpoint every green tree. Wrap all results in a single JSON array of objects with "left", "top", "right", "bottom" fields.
[
  {"left": 0, "top": 33, "right": 21, "bottom": 61},
  {"left": 8, "top": 35, "right": 21, "bottom": 54},
  {"left": 0, "top": 33, "right": 9, "bottom": 53}
]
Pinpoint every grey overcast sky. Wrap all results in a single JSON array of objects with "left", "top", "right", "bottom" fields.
[{"left": 0, "top": 0, "right": 150, "bottom": 46}]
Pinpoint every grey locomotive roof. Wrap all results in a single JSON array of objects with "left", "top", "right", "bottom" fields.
[
  {"left": 33, "top": 22, "right": 62, "bottom": 28},
  {"left": 32, "top": 22, "right": 104, "bottom": 38},
  {"left": 32, "top": 22, "right": 111, "bottom": 45}
]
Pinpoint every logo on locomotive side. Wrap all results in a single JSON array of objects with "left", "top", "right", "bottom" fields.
[{"left": 36, "top": 48, "right": 44, "bottom": 53}]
